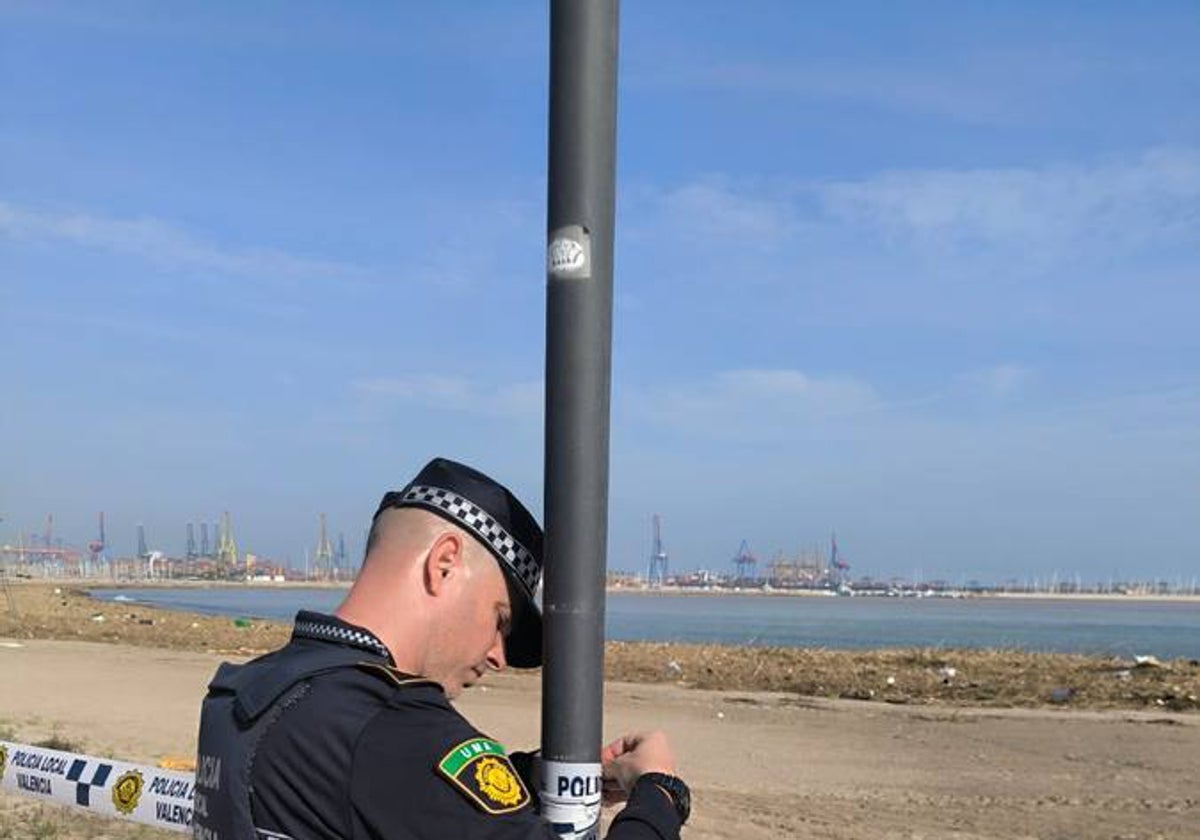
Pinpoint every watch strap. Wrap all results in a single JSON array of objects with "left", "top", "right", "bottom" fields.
[{"left": 636, "top": 772, "right": 690, "bottom": 825}]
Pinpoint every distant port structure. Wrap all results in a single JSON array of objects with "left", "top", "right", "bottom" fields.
[
  {"left": 637, "top": 514, "right": 851, "bottom": 592},
  {"left": 647, "top": 514, "right": 669, "bottom": 586},
  {"left": 620, "top": 515, "right": 1198, "bottom": 597},
  {"left": 2, "top": 509, "right": 1197, "bottom": 596},
  {"left": 0, "top": 510, "right": 356, "bottom": 583}
]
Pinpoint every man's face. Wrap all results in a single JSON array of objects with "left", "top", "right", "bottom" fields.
[{"left": 427, "top": 545, "right": 513, "bottom": 699}]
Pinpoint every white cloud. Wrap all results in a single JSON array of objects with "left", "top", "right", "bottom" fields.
[
  {"left": 402, "top": 195, "right": 541, "bottom": 290},
  {"left": 354, "top": 367, "right": 880, "bottom": 442},
  {"left": 634, "top": 368, "right": 879, "bottom": 439},
  {"left": 818, "top": 148, "right": 1200, "bottom": 253},
  {"left": 630, "top": 148, "right": 1200, "bottom": 261},
  {"left": 0, "top": 201, "right": 362, "bottom": 280},
  {"left": 636, "top": 50, "right": 1090, "bottom": 126},
  {"left": 649, "top": 179, "right": 800, "bottom": 247},
  {"left": 351, "top": 375, "right": 542, "bottom": 420},
  {"left": 621, "top": 148, "right": 1200, "bottom": 317},
  {"left": 962, "top": 364, "right": 1033, "bottom": 398}
]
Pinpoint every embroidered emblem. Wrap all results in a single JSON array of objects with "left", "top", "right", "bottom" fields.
[
  {"left": 474, "top": 756, "right": 523, "bottom": 807},
  {"left": 437, "top": 737, "right": 530, "bottom": 815},
  {"left": 111, "top": 769, "right": 143, "bottom": 815}
]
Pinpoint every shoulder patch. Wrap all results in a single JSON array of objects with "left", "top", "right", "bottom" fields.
[{"left": 436, "top": 737, "right": 531, "bottom": 815}]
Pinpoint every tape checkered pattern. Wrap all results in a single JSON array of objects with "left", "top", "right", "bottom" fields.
[
  {"left": 66, "top": 757, "right": 112, "bottom": 806},
  {"left": 402, "top": 485, "right": 540, "bottom": 599},
  {"left": 293, "top": 619, "right": 391, "bottom": 659}
]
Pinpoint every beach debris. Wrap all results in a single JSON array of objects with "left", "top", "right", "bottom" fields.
[
  {"left": 1049, "top": 687, "right": 1075, "bottom": 704},
  {"left": 138, "top": 618, "right": 154, "bottom": 626},
  {"left": 1114, "top": 669, "right": 1133, "bottom": 682},
  {"left": 53, "top": 587, "right": 62, "bottom": 595},
  {"left": 90, "top": 613, "right": 106, "bottom": 623},
  {"left": 664, "top": 659, "right": 684, "bottom": 678},
  {"left": 886, "top": 675, "right": 897, "bottom": 686},
  {"left": 937, "top": 666, "right": 957, "bottom": 684},
  {"left": 191, "top": 622, "right": 200, "bottom": 629},
  {"left": 158, "top": 756, "right": 196, "bottom": 772},
  {"left": 234, "top": 618, "right": 253, "bottom": 628},
  {"left": 1133, "top": 655, "right": 1164, "bottom": 669},
  {"left": 840, "top": 688, "right": 875, "bottom": 701},
  {"left": 716, "top": 711, "right": 725, "bottom": 720},
  {"left": 1154, "top": 690, "right": 1198, "bottom": 711},
  {"left": 0, "top": 641, "right": 23, "bottom": 648}
]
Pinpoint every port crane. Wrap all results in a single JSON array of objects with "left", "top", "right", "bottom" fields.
[
  {"left": 87, "top": 512, "right": 107, "bottom": 573},
  {"left": 648, "top": 514, "right": 668, "bottom": 586},
  {"left": 731, "top": 539, "right": 757, "bottom": 582},
  {"left": 830, "top": 532, "right": 850, "bottom": 584}
]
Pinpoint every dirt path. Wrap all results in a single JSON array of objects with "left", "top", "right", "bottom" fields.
[{"left": 2, "top": 639, "right": 1197, "bottom": 839}]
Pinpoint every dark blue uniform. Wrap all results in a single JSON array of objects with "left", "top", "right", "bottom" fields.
[{"left": 194, "top": 611, "right": 681, "bottom": 840}]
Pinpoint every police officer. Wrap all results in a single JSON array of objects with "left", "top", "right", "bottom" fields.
[{"left": 194, "top": 458, "right": 690, "bottom": 839}]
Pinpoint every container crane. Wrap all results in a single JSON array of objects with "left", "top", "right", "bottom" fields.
[
  {"left": 648, "top": 514, "right": 668, "bottom": 586},
  {"left": 732, "top": 539, "right": 757, "bottom": 582},
  {"left": 87, "top": 512, "right": 107, "bottom": 572}
]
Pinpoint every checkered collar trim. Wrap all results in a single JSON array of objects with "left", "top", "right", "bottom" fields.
[
  {"left": 400, "top": 484, "right": 540, "bottom": 600},
  {"left": 292, "top": 612, "right": 391, "bottom": 660}
]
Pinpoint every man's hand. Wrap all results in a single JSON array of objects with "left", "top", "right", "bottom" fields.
[{"left": 600, "top": 730, "right": 676, "bottom": 804}]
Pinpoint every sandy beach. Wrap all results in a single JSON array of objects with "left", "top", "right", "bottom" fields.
[{"left": 1, "top": 583, "right": 1198, "bottom": 838}]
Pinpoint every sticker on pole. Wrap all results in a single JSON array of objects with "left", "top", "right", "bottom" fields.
[
  {"left": 539, "top": 760, "right": 601, "bottom": 840},
  {"left": 547, "top": 226, "right": 591, "bottom": 279}
]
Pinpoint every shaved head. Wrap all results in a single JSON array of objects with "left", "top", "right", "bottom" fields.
[
  {"left": 364, "top": 507, "right": 494, "bottom": 573},
  {"left": 337, "top": 505, "right": 512, "bottom": 696},
  {"left": 364, "top": 507, "right": 446, "bottom": 559}
]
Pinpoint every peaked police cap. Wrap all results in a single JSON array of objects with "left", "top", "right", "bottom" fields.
[{"left": 374, "top": 458, "right": 543, "bottom": 668}]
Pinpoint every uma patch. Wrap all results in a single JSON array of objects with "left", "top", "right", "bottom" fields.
[{"left": 436, "top": 737, "right": 530, "bottom": 815}]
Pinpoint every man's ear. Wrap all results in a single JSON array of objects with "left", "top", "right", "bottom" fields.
[{"left": 423, "top": 531, "right": 464, "bottom": 596}]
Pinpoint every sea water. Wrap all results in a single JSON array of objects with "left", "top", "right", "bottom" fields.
[{"left": 89, "top": 587, "right": 1200, "bottom": 660}]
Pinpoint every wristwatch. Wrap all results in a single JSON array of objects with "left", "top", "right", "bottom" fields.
[{"left": 638, "top": 772, "right": 691, "bottom": 825}]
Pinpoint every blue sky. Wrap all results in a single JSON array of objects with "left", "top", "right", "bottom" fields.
[{"left": 3, "top": 1, "right": 1198, "bottom": 584}]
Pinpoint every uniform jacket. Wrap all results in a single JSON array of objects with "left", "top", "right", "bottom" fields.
[{"left": 193, "top": 611, "right": 681, "bottom": 840}]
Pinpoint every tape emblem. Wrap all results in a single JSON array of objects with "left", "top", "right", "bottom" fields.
[{"left": 112, "top": 769, "right": 144, "bottom": 814}]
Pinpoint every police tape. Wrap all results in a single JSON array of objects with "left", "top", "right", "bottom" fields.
[{"left": 0, "top": 740, "right": 194, "bottom": 833}]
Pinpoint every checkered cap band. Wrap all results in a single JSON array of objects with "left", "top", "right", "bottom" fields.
[
  {"left": 294, "top": 618, "right": 390, "bottom": 659},
  {"left": 402, "top": 484, "right": 540, "bottom": 599}
]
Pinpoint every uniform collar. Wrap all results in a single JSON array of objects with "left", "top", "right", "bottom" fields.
[{"left": 291, "top": 610, "right": 393, "bottom": 662}]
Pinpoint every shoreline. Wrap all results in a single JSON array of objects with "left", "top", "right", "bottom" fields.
[
  {"left": 0, "top": 582, "right": 1195, "bottom": 713},
  {"left": 9, "top": 575, "right": 1200, "bottom": 603},
  {"left": 614, "top": 585, "right": 1200, "bottom": 603}
]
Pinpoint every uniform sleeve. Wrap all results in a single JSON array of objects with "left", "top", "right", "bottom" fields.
[
  {"left": 348, "top": 698, "right": 680, "bottom": 840},
  {"left": 606, "top": 777, "right": 682, "bottom": 840},
  {"left": 349, "top": 699, "right": 558, "bottom": 840}
]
